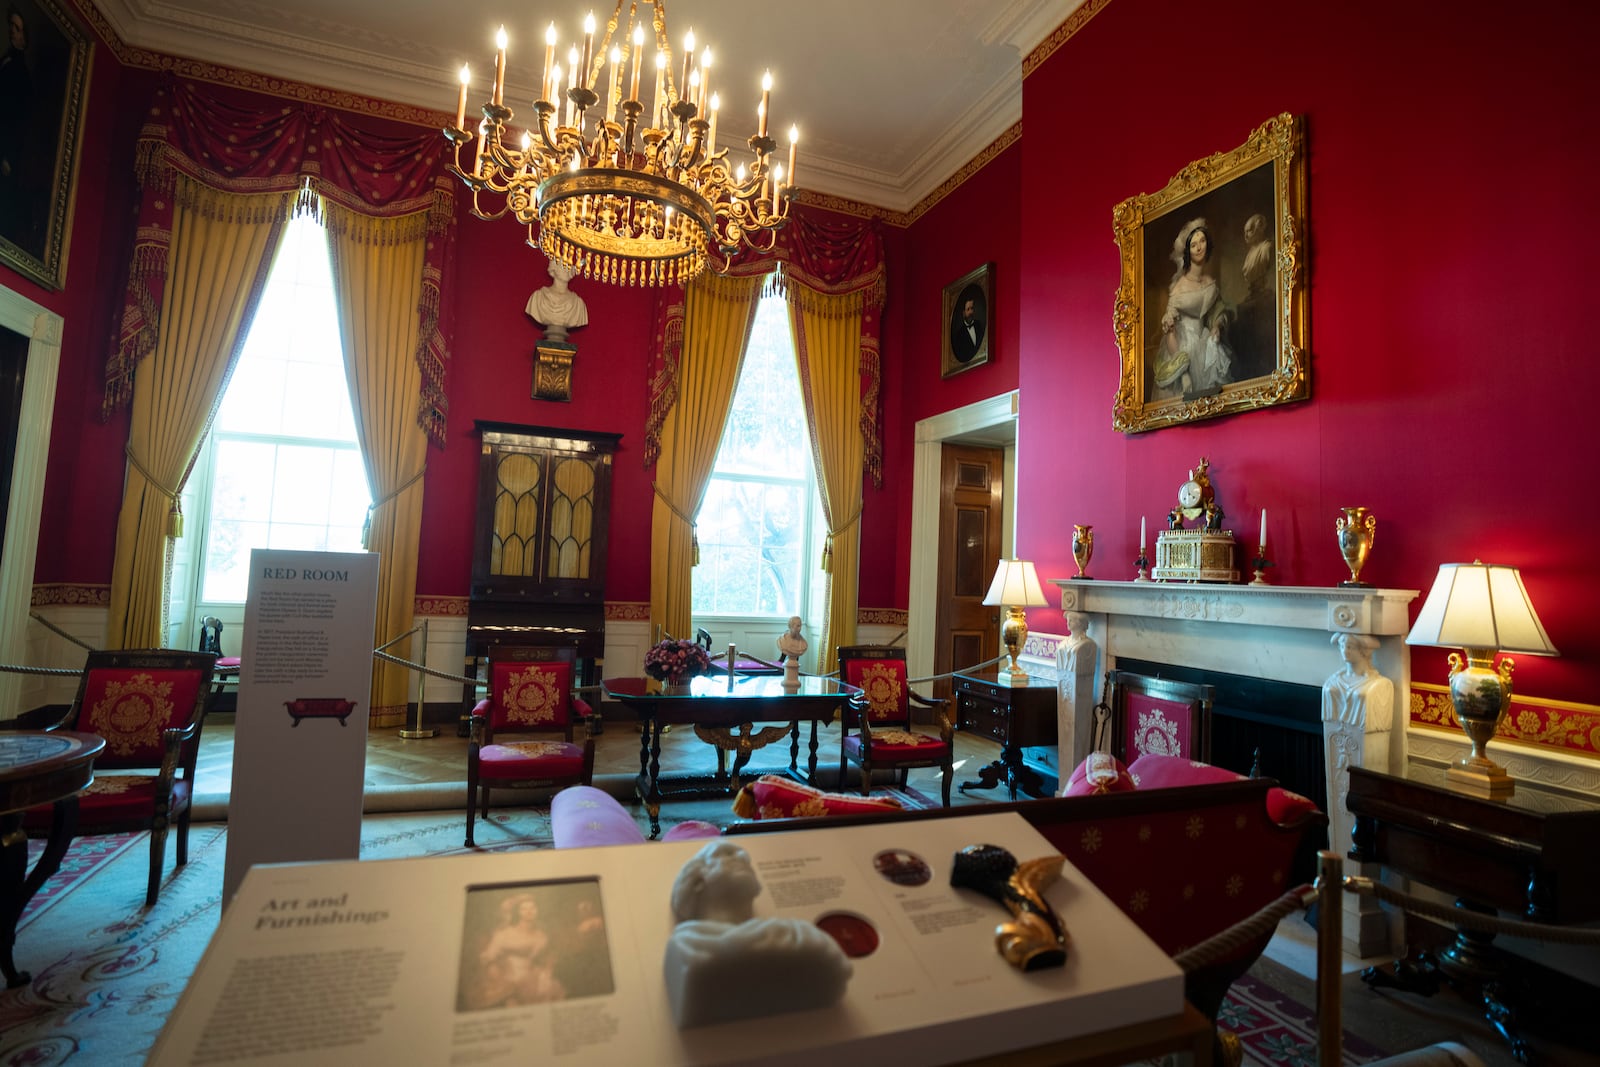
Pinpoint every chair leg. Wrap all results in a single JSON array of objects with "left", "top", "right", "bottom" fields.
[
  {"left": 941, "top": 763, "right": 953, "bottom": 807},
  {"left": 858, "top": 756, "right": 872, "bottom": 796},
  {"left": 175, "top": 804, "right": 193, "bottom": 867},
  {"left": 465, "top": 773, "right": 479, "bottom": 847},
  {"left": 147, "top": 818, "right": 170, "bottom": 906}
]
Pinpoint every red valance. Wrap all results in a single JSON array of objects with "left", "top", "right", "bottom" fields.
[
  {"left": 103, "top": 77, "right": 457, "bottom": 448},
  {"left": 645, "top": 208, "right": 886, "bottom": 484}
]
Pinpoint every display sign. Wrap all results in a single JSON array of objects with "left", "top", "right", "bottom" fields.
[
  {"left": 222, "top": 549, "right": 380, "bottom": 905},
  {"left": 155, "top": 812, "right": 1182, "bottom": 1065}
]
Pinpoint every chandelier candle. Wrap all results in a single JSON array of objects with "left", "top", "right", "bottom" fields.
[
  {"left": 492, "top": 27, "right": 506, "bottom": 107},
  {"left": 543, "top": 23, "right": 556, "bottom": 101}
]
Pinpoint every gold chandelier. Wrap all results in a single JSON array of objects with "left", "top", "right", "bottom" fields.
[{"left": 444, "top": 0, "right": 799, "bottom": 286}]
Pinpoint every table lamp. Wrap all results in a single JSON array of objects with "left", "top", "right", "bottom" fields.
[
  {"left": 1404, "top": 561, "right": 1558, "bottom": 798},
  {"left": 983, "top": 560, "right": 1049, "bottom": 680}
]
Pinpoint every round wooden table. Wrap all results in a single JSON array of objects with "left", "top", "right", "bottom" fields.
[{"left": 0, "top": 730, "right": 105, "bottom": 987}]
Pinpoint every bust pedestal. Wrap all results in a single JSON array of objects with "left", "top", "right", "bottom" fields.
[{"left": 532, "top": 341, "right": 577, "bottom": 402}]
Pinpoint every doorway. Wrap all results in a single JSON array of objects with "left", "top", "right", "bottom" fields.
[{"left": 907, "top": 391, "right": 1018, "bottom": 690}]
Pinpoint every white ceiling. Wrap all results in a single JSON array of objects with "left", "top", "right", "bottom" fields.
[{"left": 92, "top": 0, "right": 1077, "bottom": 214}]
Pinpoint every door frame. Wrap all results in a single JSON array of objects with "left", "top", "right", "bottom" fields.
[
  {"left": 908, "top": 390, "right": 1017, "bottom": 690},
  {"left": 0, "top": 284, "right": 62, "bottom": 718}
]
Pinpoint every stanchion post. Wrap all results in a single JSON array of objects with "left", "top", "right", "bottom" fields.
[
  {"left": 399, "top": 618, "right": 437, "bottom": 739},
  {"left": 1316, "top": 849, "right": 1343, "bottom": 1067}
]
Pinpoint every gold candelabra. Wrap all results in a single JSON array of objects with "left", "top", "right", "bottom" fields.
[{"left": 444, "top": 0, "right": 799, "bottom": 287}]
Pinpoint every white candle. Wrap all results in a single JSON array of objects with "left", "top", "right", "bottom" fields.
[
  {"left": 492, "top": 26, "right": 508, "bottom": 108},
  {"left": 681, "top": 28, "right": 695, "bottom": 97},
  {"left": 758, "top": 70, "right": 772, "bottom": 137},
  {"left": 542, "top": 22, "right": 557, "bottom": 101},
  {"left": 652, "top": 51, "right": 665, "bottom": 126},
  {"left": 1259, "top": 508, "right": 1267, "bottom": 548},
  {"left": 787, "top": 124, "right": 799, "bottom": 187},
  {"left": 455, "top": 64, "right": 470, "bottom": 129},
  {"left": 629, "top": 24, "right": 644, "bottom": 103},
  {"left": 580, "top": 11, "right": 596, "bottom": 91},
  {"left": 1140, "top": 516, "right": 1146, "bottom": 548},
  {"left": 706, "top": 92, "right": 719, "bottom": 151}
]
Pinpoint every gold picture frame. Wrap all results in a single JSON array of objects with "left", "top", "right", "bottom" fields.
[
  {"left": 1111, "top": 113, "right": 1308, "bottom": 434},
  {"left": 941, "top": 261, "right": 992, "bottom": 378},
  {"left": 0, "top": 0, "right": 91, "bottom": 291}
]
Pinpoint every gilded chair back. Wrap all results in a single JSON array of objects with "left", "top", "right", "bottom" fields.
[
  {"left": 71, "top": 649, "right": 216, "bottom": 769},
  {"left": 486, "top": 649, "right": 579, "bottom": 734},
  {"left": 837, "top": 646, "right": 911, "bottom": 728}
]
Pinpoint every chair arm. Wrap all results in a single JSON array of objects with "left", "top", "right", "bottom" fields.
[
  {"left": 571, "top": 694, "right": 594, "bottom": 719},
  {"left": 469, "top": 698, "right": 491, "bottom": 745},
  {"left": 158, "top": 724, "right": 195, "bottom": 785}
]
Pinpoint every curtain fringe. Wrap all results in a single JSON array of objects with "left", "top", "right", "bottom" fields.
[{"left": 173, "top": 175, "right": 297, "bottom": 225}]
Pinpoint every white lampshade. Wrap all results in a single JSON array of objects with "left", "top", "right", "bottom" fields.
[
  {"left": 1405, "top": 562, "right": 1559, "bottom": 655},
  {"left": 982, "top": 559, "right": 1049, "bottom": 608}
]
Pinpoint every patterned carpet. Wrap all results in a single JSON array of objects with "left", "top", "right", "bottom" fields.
[{"left": 4, "top": 803, "right": 1574, "bottom": 1066}]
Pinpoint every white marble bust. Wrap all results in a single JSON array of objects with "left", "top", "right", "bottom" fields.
[
  {"left": 662, "top": 841, "right": 851, "bottom": 1028},
  {"left": 525, "top": 257, "right": 589, "bottom": 342}
]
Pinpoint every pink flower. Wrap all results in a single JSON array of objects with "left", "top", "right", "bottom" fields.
[{"left": 644, "top": 638, "right": 712, "bottom": 684}]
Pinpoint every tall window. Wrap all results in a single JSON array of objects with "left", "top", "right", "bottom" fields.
[
  {"left": 190, "top": 216, "right": 370, "bottom": 604},
  {"left": 692, "top": 295, "right": 824, "bottom": 619}
]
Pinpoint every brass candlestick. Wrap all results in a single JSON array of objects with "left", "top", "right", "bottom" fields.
[
  {"left": 1250, "top": 546, "right": 1272, "bottom": 585},
  {"left": 1335, "top": 507, "right": 1376, "bottom": 587},
  {"left": 1071, "top": 524, "right": 1094, "bottom": 580}
]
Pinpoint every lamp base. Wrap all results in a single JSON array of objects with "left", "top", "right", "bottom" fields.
[{"left": 1446, "top": 758, "right": 1515, "bottom": 799}]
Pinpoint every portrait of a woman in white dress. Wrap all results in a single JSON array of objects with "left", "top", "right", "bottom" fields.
[{"left": 1151, "top": 217, "right": 1233, "bottom": 400}]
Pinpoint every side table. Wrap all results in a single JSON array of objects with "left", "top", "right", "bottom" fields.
[
  {"left": 1, "top": 730, "right": 105, "bottom": 987},
  {"left": 1347, "top": 762, "right": 1600, "bottom": 1064},
  {"left": 953, "top": 670, "right": 1058, "bottom": 799}
]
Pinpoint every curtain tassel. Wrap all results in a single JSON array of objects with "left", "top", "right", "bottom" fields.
[
  {"left": 821, "top": 534, "right": 834, "bottom": 573},
  {"left": 168, "top": 500, "right": 184, "bottom": 539},
  {"left": 692, "top": 526, "right": 700, "bottom": 567},
  {"left": 361, "top": 507, "right": 373, "bottom": 551}
]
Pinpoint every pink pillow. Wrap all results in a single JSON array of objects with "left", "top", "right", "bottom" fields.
[
  {"left": 1128, "top": 754, "right": 1322, "bottom": 828},
  {"left": 1062, "top": 752, "right": 1135, "bottom": 796}
]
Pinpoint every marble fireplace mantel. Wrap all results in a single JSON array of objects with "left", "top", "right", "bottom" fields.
[{"left": 1048, "top": 578, "right": 1419, "bottom": 957}]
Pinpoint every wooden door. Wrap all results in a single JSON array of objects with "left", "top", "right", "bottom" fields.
[{"left": 933, "top": 444, "right": 1004, "bottom": 702}]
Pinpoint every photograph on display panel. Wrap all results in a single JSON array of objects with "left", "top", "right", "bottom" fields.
[
  {"left": 1111, "top": 112, "right": 1309, "bottom": 433},
  {"left": 456, "top": 879, "right": 614, "bottom": 1011}
]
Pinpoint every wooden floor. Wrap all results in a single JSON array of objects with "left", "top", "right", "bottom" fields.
[{"left": 193, "top": 707, "right": 1012, "bottom": 805}]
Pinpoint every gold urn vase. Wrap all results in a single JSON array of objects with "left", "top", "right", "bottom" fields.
[
  {"left": 1071, "top": 524, "right": 1095, "bottom": 580},
  {"left": 1335, "top": 507, "right": 1377, "bottom": 587}
]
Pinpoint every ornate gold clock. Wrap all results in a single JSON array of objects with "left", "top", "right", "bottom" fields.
[{"left": 1153, "top": 458, "right": 1239, "bottom": 583}]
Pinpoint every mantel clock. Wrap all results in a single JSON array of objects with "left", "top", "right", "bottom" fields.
[{"left": 1152, "top": 458, "right": 1239, "bottom": 583}]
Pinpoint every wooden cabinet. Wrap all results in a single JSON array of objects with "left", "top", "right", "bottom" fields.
[
  {"left": 465, "top": 422, "right": 621, "bottom": 706},
  {"left": 952, "top": 670, "right": 1058, "bottom": 799}
]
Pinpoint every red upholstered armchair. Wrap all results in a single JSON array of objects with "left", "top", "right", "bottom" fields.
[
  {"left": 465, "top": 647, "right": 595, "bottom": 847},
  {"left": 24, "top": 649, "right": 216, "bottom": 906},
  {"left": 836, "top": 646, "right": 953, "bottom": 807}
]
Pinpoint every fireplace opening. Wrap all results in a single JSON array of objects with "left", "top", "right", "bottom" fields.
[{"left": 1115, "top": 658, "right": 1330, "bottom": 876}]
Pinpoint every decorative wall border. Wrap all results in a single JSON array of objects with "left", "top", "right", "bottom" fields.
[
  {"left": 1410, "top": 682, "right": 1600, "bottom": 762},
  {"left": 30, "top": 583, "right": 110, "bottom": 607},
  {"left": 858, "top": 607, "right": 908, "bottom": 627},
  {"left": 605, "top": 601, "right": 650, "bottom": 622},
  {"left": 68, "top": 0, "right": 448, "bottom": 128},
  {"left": 1022, "top": 0, "right": 1114, "bottom": 78}
]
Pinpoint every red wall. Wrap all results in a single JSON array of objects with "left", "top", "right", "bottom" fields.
[
  {"left": 1009, "top": 0, "right": 1593, "bottom": 700},
  {"left": 888, "top": 142, "right": 1024, "bottom": 606}
]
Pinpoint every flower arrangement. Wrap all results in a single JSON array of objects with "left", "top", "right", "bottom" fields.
[{"left": 643, "top": 638, "right": 712, "bottom": 685}]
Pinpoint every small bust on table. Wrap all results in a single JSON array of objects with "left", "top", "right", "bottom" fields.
[
  {"left": 662, "top": 841, "right": 852, "bottom": 1028},
  {"left": 777, "top": 615, "right": 806, "bottom": 689},
  {"left": 525, "top": 257, "right": 588, "bottom": 343}
]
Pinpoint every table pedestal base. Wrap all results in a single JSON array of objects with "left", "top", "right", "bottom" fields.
[{"left": 1, "top": 799, "right": 78, "bottom": 988}]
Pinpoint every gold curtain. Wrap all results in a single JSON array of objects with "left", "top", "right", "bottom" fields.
[
  {"left": 106, "top": 178, "right": 292, "bottom": 650},
  {"left": 323, "top": 200, "right": 430, "bottom": 729},
  {"left": 787, "top": 285, "right": 867, "bottom": 676},
  {"left": 649, "top": 271, "right": 766, "bottom": 643}
]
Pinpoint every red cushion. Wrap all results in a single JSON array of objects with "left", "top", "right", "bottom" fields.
[
  {"left": 1129, "top": 754, "right": 1321, "bottom": 828},
  {"left": 477, "top": 741, "right": 586, "bottom": 780},
  {"left": 1128, "top": 753, "right": 1241, "bottom": 789},
  {"left": 21, "top": 775, "right": 189, "bottom": 830},
  {"left": 1062, "top": 752, "right": 1135, "bottom": 796},
  {"left": 842, "top": 731, "right": 948, "bottom": 765},
  {"left": 732, "top": 775, "right": 905, "bottom": 820}
]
